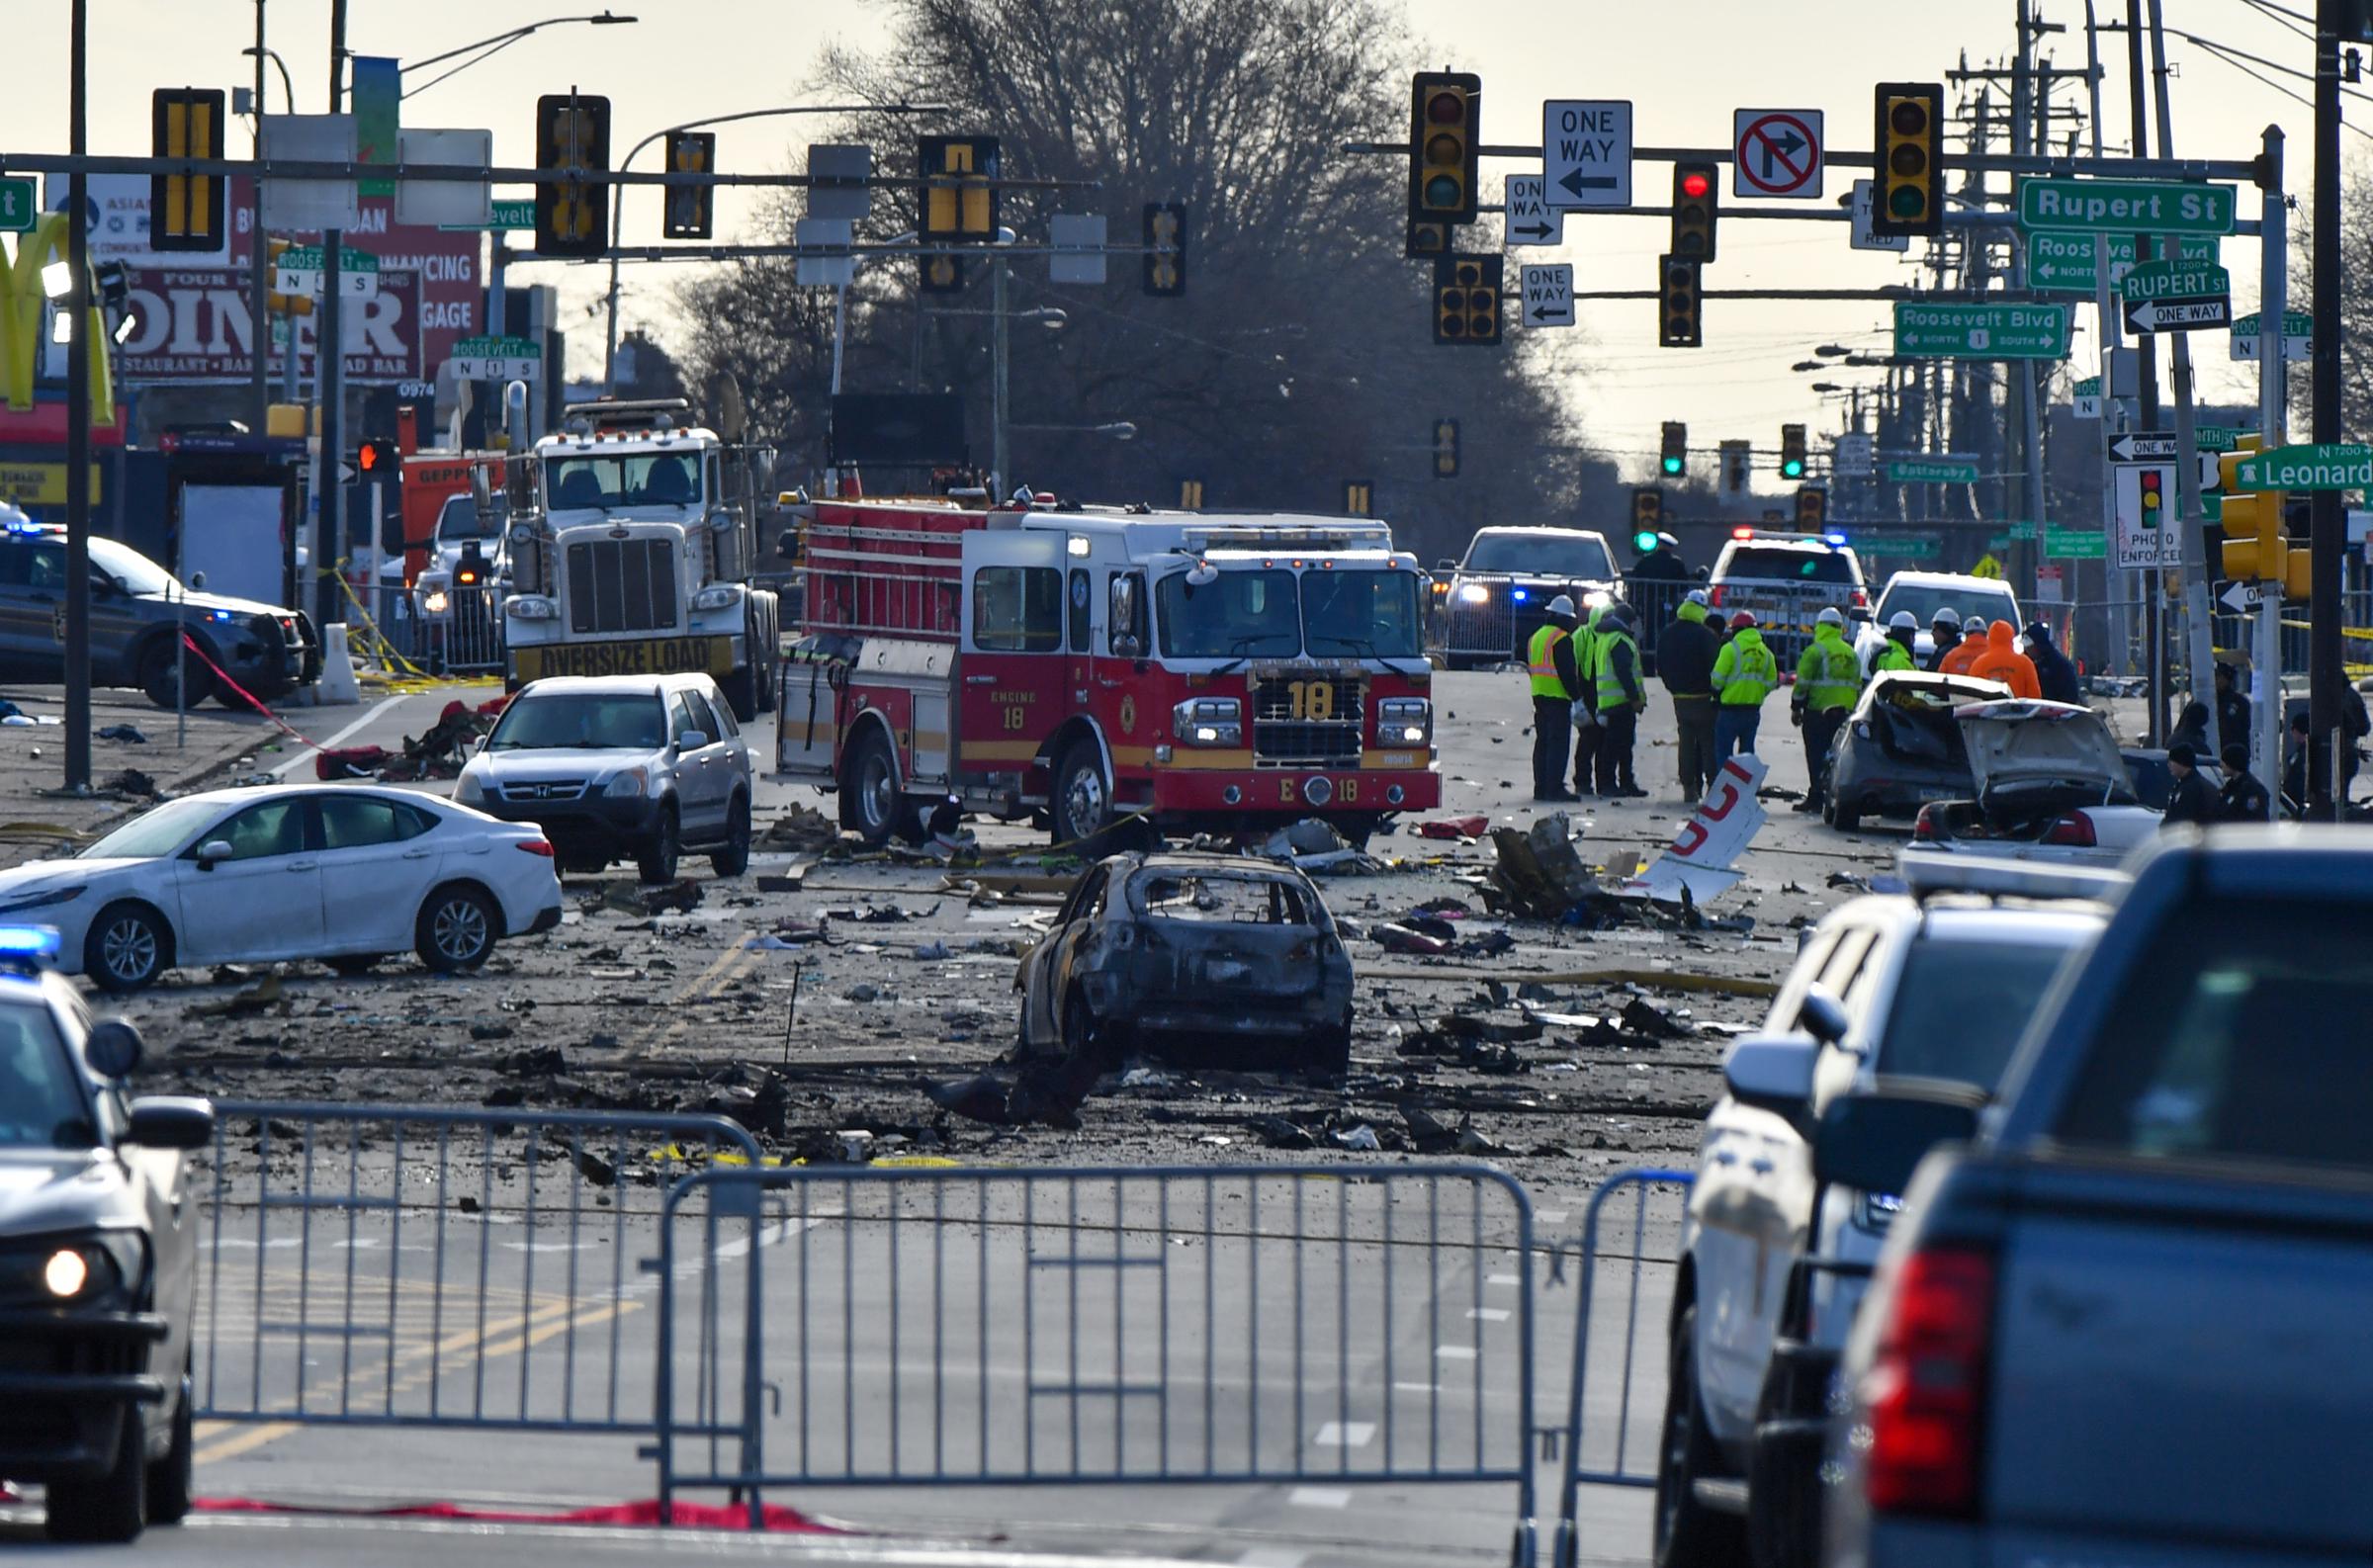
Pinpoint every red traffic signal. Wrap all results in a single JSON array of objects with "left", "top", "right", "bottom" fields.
[
  {"left": 1680, "top": 171, "right": 1711, "bottom": 199},
  {"left": 356, "top": 439, "right": 398, "bottom": 477}
]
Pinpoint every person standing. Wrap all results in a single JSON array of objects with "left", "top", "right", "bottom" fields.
[
  {"left": 1792, "top": 606, "right": 1862, "bottom": 815},
  {"left": 2161, "top": 742, "right": 2223, "bottom": 828},
  {"left": 1527, "top": 595, "right": 1582, "bottom": 802},
  {"left": 2026, "top": 621, "right": 2082, "bottom": 705},
  {"left": 1657, "top": 589, "right": 1721, "bottom": 802},
  {"left": 1872, "top": 611, "right": 1919, "bottom": 674},
  {"left": 2219, "top": 741, "right": 2273, "bottom": 823},
  {"left": 1711, "top": 608, "right": 1778, "bottom": 759},
  {"left": 1968, "top": 620, "right": 2040, "bottom": 698},
  {"left": 1924, "top": 607, "right": 1964, "bottom": 672},
  {"left": 1941, "top": 618, "right": 1989, "bottom": 676},
  {"left": 2212, "top": 661, "right": 2251, "bottom": 757},
  {"left": 1591, "top": 605, "right": 1647, "bottom": 798},
  {"left": 1571, "top": 602, "right": 1608, "bottom": 796}
]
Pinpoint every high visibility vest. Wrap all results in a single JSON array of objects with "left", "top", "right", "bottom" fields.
[
  {"left": 1528, "top": 624, "right": 1570, "bottom": 700},
  {"left": 1797, "top": 633, "right": 1862, "bottom": 710},
  {"left": 1714, "top": 634, "right": 1778, "bottom": 706},
  {"left": 1595, "top": 630, "right": 1640, "bottom": 711},
  {"left": 1873, "top": 640, "right": 1916, "bottom": 673}
]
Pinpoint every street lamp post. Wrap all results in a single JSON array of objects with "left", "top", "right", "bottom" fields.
[{"left": 399, "top": 12, "right": 638, "bottom": 99}]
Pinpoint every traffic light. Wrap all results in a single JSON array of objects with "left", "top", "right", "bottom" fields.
[
  {"left": 1630, "top": 487, "right": 1664, "bottom": 551},
  {"left": 151, "top": 88, "right": 226, "bottom": 251},
  {"left": 534, "top": 93, "right": 612, "bottom": 259},
  {"left": 1433, "top": 418, "right": 1461, "bottom": 479},
  {"left": 661, "top": 131, "right": 715, "bottom": 240},
  {"left": 1670, "top": 161, "right": 1717, "bottom": 262},
  {"left": 1408, "top": 71, "right": 1481, "bottom": 229},
  {"left": 356, "top": 439, "right": 398, "bottom": 479},
  {"left": 1795, "top": 485, "right": 1827, "bottom": 529},
  {"left": 920, "top": 254, "right": 964, "bottom": 294},
  {"left": 919, "top": 135, "right": 999, "bottom": 242},
  {"left": 1658, "top": 255, "right": 1703, "bottom": 348},
  {"left": 1143, "top": 202, "right": 1186, "bottom": 296},
  {"left": 1432, "top": 255, "right": 1502, "bottom": 346},
  {"left": 264, "top": 238, "right": 314, "bottom": 318},
  {"left": 1780, "top": 423, "right": 1806, "bottom": 479},
  {"left": 1874, "top": 82, "right": 1945, "bottom": 237},
  {"left": 1661, "top": 421, "right": 1687, "bottom": 478},
  {"left": 1180, "top": 479, "right": 1205, "bottom": 510},
  {"left": 1720, "top": 440, "right": 1751, "bottom": 497},
  {"left": 2218, "top": 449, "right": 2311, "bottom": 596},
  {"left": 1344, "top": 479, "right": 1373, "bottom": 517}
]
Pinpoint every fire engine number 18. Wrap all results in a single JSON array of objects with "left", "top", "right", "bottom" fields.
[{"left": 1286, "top": 680, "right": 1335, "bottom": 721}]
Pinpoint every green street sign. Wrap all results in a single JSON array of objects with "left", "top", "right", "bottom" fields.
[
  {"left": 2009, "top": 521, "right": 2041, "bottom": 540},
  {"left": 1865, "top": 533, "right": 1941, "bottom": 559},
  {"left": 1987, "top": 532, "right": 2017, "bottom": 551},
  {"left": 1893, "top": 302, "right": 2070, "bottom": 360},
  {"left": 2230, "top": 311, "right": 2314, "bottom": 361},
  {"left": 2072, "top": 376, "right": 2101, "bottom": 395},
  {"left": 1886, "top": 458, "right": 1980, "bottom": 484},
  {"left": 2045, "top": 528, "right": 2108, "bottom": 559},
  {"left": 0, "top": 177, "right": 35, "bottom": 233},
  {"left": 2229, "top": 442, "right": 2373, "bottom": 492},
  {"left": 2029, "top": 233, "right": 2217, "bottom": 295},
  {"left": 276, "top": 244, "right": 379, "bottom": 273},
  {"left": 442, "top": 199, "right": 537, "bottom": 232},
  {"left": 2017, "top": 177, "right": 2239, "bottom": 235},
  {"left": 2118, "top": 258, "right": 2232, "bottom": 304},
  {"left": 2192, "top": 426, "right": 2242, "bottom": 453}
]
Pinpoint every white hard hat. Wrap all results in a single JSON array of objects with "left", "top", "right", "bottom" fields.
[
  {"left": 1964, "top": 617, "right": 1989, "bottom": 635},
  {"left": 1545, "top": 594, "right": 1577, "bottom": 617},
  {"left": 1931, "top": 606, "right": 1963, "bottom": 627},
  {"left": 1816, "top": 606, "right": 1845, "bottom": 627},
  {"left": 1684, "top": 588, "right": 1710, "bottom": 606},
  {"left": 1889, "top": 610, "right": 1919, "bottom": 631}
]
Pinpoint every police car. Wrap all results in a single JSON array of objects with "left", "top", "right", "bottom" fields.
[{"left": 0, "top": 927, "right": 212, "bottom": 1542}]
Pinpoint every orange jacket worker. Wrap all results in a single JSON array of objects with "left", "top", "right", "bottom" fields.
[{"left": 1967, "top": 620, "right": 2041, "bottom": 699}]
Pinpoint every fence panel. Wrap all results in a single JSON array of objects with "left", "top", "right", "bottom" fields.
[
  {"left": 195, "top": 1101, "right": 760, "bottom": 1438},
  {"left": 655, "top": 1164, "right": 1539, "bottom": 1555}
]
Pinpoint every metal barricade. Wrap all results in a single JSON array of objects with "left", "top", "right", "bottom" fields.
[
  {"left": 196, "top": 1101, "right": 761, "bottom": 1439},
  {"left": 1440, "top": 582, "right": 1523, "bottom": 667},
  {"left": 653, "top": 1163, "right": 1540, "bottom": 1557},
  {"left": 1550, "top": 1169, "right": 1695, "bottom": 1568}
]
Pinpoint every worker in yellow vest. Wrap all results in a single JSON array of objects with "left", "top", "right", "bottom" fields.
[
  {"left": 1587, "top": 605, "right": 1647, "bottom": 798},
  {"left": 1526, "top": 595, "right": 1584, "bottom": 802},
  {"left": 1711, "top": 609, "right": 1780, "bottom": 759},
  {"left": 1570, "top": 602, "right": 1609, "bottom": 796},
  {"left": 1792, "top": 606, "right": 1864, "bottom": 814}
]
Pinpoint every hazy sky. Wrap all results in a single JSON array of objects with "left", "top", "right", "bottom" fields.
[{"left": 17, "top": 0, "right": 2348, "bottom": 479}]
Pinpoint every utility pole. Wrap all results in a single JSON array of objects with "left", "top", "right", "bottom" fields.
[
  {"left": 247, "top": 0, "right": 270, "bottom": 434},
  {"left": 2127, "top": 0, "right": 2166, "bottom": 743},
  {"left": 2310, "top": 0, "right": 2345, "bottom": 820},
  {"left": 2083, "top": 0, "right": 2133, "bottom": 680},
  {"left": 316, "top": 0, "right": 349, "bottom": 639},
  {"left": 2259, "top": 124, "right": 2289, "bottom": 803},
  {"left": 64, "top": 0, "right": 91, "bottom": 792}
]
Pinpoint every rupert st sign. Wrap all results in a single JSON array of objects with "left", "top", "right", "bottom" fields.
[{"left": 2016, "top": 177, "right": 2239, "bottom": 235}]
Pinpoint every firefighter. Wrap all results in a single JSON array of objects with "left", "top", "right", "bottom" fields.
[
  {"left": 1873, "top": 610, "right": 1919, "bottom": 673},
  {"left": 1590, "top": 605, "right": 1647, "bottom": 798},
  {"left": 1711, "top": 609, "right": 1779, "bottom": 758},
  {"left": 1792, "top": 606, "right": 1863, "bottom": 815},
  {"left": 1527, "top": 596, "right": 1584, "bottom": 802}
]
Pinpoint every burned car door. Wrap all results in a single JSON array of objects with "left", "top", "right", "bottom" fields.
[{"left": 1024, "top": 864, "right": 1107, "bottom": 1049}]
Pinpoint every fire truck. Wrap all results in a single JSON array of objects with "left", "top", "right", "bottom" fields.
[
  {"left": 776, "top": 494, "right": 1442, "bottom": 846},
  {"left": 492, "top": 398, "right": 783, "bottom": 719}
]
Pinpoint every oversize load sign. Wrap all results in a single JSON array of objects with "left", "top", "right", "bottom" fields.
[
  {"left": 1893, "top": 302, "right": 2070, "bottom": 359},
  {"left": 510, "top": 636, "right": 737, "bottom": 682},
  {"left": 2017, "top": 178, "right": 2238, "bottom": 234}
]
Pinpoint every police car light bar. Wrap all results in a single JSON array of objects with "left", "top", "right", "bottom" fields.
[{"left": 0, "top": 926, "right": 64, "bottom": 963}]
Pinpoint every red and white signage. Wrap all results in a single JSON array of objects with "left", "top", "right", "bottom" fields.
[
  {"left": 1731, "top": 110, "right": 1825, "bottom": 200},
  {"left": 118, "top": 267, "right": 422, "bottom": 385}
]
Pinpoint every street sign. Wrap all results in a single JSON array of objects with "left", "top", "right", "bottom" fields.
[
  {"left": 1048, "top": 214, "right": 1107, "bottom": 286},
  {"left": 2015, "top": 177, "right": 2239, "bottom": 235},
  {"left": 1521, "top": 263, "right": 1575, "bottom": 327},
  {"left": 272, "top": 245, "right": 379, "bottom": 299},
  {"left": 1892, "top": 302, "right": 2069, "bottom": 360},
  {"left": 0, "top": 177, "right": 35, "bottom": 232},
  {"left": 2193, "top": 425, "right": 2243, "bottom": 452},
  {"left": 394, "top": 128, "right": 493, "bottom": 227},
  {"left": 2220, "top": 579, "right": 2272, "bottom": 613},
  {"left": 2035, "top": 565, "right": 2065, "bottom": 601},
  {"left": 2045, "top": 527, "right": 2108, "bottom": 560},
  {"left": 333, "top": 461, "right": 358, "bottom": 486},
  {"left": 2008, "top": 521, "right": 2041, "bottom": 540},
  {"left": 2118, "top": 257, "right": 2231, "bottom": 304},
  {"left": 1886, "top": 457, "right": 1980, "bottom": 483},
  {"left": 2230, "top": 310, "right": 2313, "bottom": 361},
  {"left": 2027, "top": 232, "right": 2217, "bottom": 294},
  {"left": 2110, "top": 432, "right": 2229, "bottom": 475},
  {"left": 2123, "top": 295, "right": 2231, "bottom": 334},
  {"left": 2230, "top": 443, "right": 2373, "bottom": 492},
  {"left": 448, "top": 333, "right": 542, "bottom": 382},
  {"left": 1502, "top": 175, "right": 1560, "bottom": 247},
  {"left": 441, "top": 198, "right": 536, "bottom": 232},
  {"left": 795, "top": 218, "right": 854, "bottom": 288},
  {"left": 1865, "top": 532, "right": 1940, "bottom": 559},
  {"left": 807, "top": 144, "right": 873, "bottom": 222},
  {"left": 2071, "top": 376, "right": 2102, "bottom": 420},
  {"left": 1731, "top": 109, "right": 1823, "bottom": 200},
  {"left": 1832, "top": 432, "right": 1875, "bottom": 477},
  {"left": 1542, "top": 100, "right": 1632, "bottom": 209},
  {"left": 260, "top": 114, "right": 361, "bottom": 231},
  {"left": 1848, "top": 180, "right": 1908, "bottom": 252},
  {"left": 2112, "top": 461, "right": 2183, "bottom": 569}
]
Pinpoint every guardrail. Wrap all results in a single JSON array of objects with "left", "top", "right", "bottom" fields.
[{"left": 351, "top": 582, "right": 507, "bottom": 675}]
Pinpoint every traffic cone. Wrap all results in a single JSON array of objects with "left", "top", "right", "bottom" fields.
[{"left": 310, "top": 622, "right": 362, "bottom": 706}]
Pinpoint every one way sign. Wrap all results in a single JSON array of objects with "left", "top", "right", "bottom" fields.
[
  {"left": 1521, "top": 263, "right": 1575, "bottom": 327},
  {"left": 1502, "top": 176, "right": 1562, "bottom": 248}
]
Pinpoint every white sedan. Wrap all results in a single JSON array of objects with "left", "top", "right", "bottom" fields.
[{"left": 0, "top": 785, "right": 565, "bottom": 992}]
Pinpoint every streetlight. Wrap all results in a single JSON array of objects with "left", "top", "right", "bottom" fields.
[
  {"left": 238, "top": 46, "right": 295, "bottom": 113},
  {"left": 1011, "top": 421, "right": 1137, "bottom": 441},
  {"left": 601, "top": 102, "right": 950, "bottom": 389},
  {"left": 924, "top": 305, "right": 1066, "bottom": 330},
  {"left": 1791, "top": 360, "right": 1823, "bottom": 372},
  {"left": 400, "top": 12, "right": 639, "bottom": 98},
  {"left": 1815, "top": 343, "right": 1850, "bottom": 357}
]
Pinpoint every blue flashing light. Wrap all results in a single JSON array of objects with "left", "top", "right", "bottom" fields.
[
  {"left": 1824, "top": 531, "right": 1849, "bottom": 547},
  {"left": 1512, "top": 588, "right": 1530, "bottom": 603},
  {"left": 0, "top": 926, "right": 63, "bottom": 962},
  {"left": 210, "top": 609, "right": 233, "bottom": 622}
]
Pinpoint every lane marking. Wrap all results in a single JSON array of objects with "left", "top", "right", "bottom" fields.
[
  {"left": 1392, "top": 1381, "right": 1440, "bottom": 1394},
  {"left": 1237, "top": 1550, "right": 1311, "bottom": 1568},
  {"left": 1537, "top": 1209, "right": 1569, "bottom": 1225},
  {"left": 267, "top": 693, "right": 410, "bottom": 781},
  {"left": 1465, "top": 1307, "right": 1510, "bottom": 1323},
  {"left": 1286, "top": 1487, "right": 1352, "bottom": 1509},
  {"left": 1436, "top": 1345, "right": 1478, "bottom": 1360},
  {"left": 1310, "top": 1421, "right": 1374, "bottom": 1448},
  {"left": 1487, "top": 1273, "right": 1521, "bottom": 1287},
  {"left": 192, "top": 1420, "right": 300, "bottom": 1466}
]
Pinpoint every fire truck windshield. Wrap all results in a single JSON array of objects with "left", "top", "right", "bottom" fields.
[
  {"left": 545, "top": 452, "right": 704, "bottom": 511},
  {"left": 1156, "top": 567, "right": 1299, "bottom": 659},
  {"left": 1303, "top": 569, "right": 1422, "bottom": 658}
]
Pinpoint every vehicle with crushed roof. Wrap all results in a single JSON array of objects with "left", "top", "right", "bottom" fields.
[
  {"left": 1905, "top": 700, "right": 2160, "bottom": 866},
  {"left": 1013, "top": 850, "right": 1354, "bottom": 1074},
  {"left": 1822, "top": 672, "right": 2011, "bottom": 831}
]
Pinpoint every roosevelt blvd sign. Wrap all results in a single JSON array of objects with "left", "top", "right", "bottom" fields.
[
  {"left": 2016, "top": 177, "right": 2238, "bottom": 234},
  {"left": 2230, "top": 310, "right": 2313, "bottom": 362},
  {"left": 2228, "top": 443, "right": 2373, "bottom": 492},
  {"left": 1892, "top": 302, "right": 2069, "bottom": 360},
  {"left": 2028, "top": 232, "right": 2218, "bottom": 294}
]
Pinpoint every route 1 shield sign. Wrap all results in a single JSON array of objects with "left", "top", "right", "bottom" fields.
[{"left": 1732, "top": 110, "right": 1823, "bottom": 201}]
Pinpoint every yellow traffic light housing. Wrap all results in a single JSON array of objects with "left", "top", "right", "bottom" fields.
[
  {"left": 1874, "top": 81, "right": 1944, "bottom": 237},
  {"left": 534, "top": 93, "right": 612, "bottom": 259},
  {"left": 2218, "top": 449, "right": 2285, "bottom": 583},
  {"left": 661, "top": 131, "right": 715, "bottom": 240},
  {"left": 920, "top": 135, "right": 999, "bottom": 242},
  {"left": 1409, "top": 72, "right": 1481, "bottom": 228},
  {"left": 1433, "top": 255, "right": 1502, "bottom": 346},
  {"left": 1795, "top": 486, "right": 1827, "bottom": 529},
  {"left": 1433, "top": 418, "right": 1461, "bottom": 479},
  {"left": 151, "top": 88, "right": 226, "bottom": 251},
  {"left": 1343, "top": 479, "right": 1373, "bottom": 517},
  {"left": 1143, "top": 203, "right": 1186, "bottom": 297}
]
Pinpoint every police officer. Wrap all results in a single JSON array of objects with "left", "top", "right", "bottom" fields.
[
  {"left": 2219, "top": 741, "right": 2273, "bottom": 823},
  {"left": 1591, "top": 605, "right": 1647, "bottom": 798},
  {"left": 1528, "top": 595, "right": 1583, "bottom": 802},
  {"left": 1873, "top": 610, "right": 1919, "bottom": 673},
  {"left": 1792, "top": 606, "right": 1862, "bottom": 814},
  {"left": 1925, "top": 607, "right": 1964, "bottom": 672},
  {"left": 1711, "top": 609, "right": 1779, "bottom": 758}
]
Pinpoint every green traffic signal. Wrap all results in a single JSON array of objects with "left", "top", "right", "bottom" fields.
[
  {"left": 1660, "top": 456, "right": 1683, "bottom": 476},
  {"left": 1781, "top": 458, "right": 1804, "bottom": 479},
  {"left": 1632, "top": 529, "right": 1659, "bottom": 553}
]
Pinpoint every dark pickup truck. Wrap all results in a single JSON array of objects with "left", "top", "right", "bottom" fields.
[{"left": 1821, "top": 828, "right": 2373, "bottom": 1568}]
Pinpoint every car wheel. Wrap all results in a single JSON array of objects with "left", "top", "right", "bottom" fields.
[
  {"left": 636, "top": 804, "right": 681, "bottom": 885},
  {"left": 1308, "top": 1011, "right": 1353, "bottom": 1078},
  {"left": 138, "top": 639, "right": 215, "bottom": 712},
  {"left": 840, "top": 729, "right": 908, "bottom": 847},
  {"left": 1653, "top": 1305, "right": 1748, "bottom": 1568},
  {"left": 146, "top": 1362, "right": 195, "bottom": 1526},
  {"left": 1050, "top": 740, "right": 1114, "bottom": 849},
  {"left": 710, "top": 795, "right": 752, "bottom": 878},
  {"left": 1746, "top": 1418, "right": 1814, "bottom": 1568},
  {"left": 1830, "top": 797, "right": 1861, "bottom": 833},
  {"left": 45, "top": 1402, "right": 147, "bottom": 1542},
  {"left": 326, "top": 954, "right": 384, "bottom": 977},
  {"left": 415, "top": 884, "right": 498, "bottom": 974},
  {"left": 86, "top": 902, "right": 170, "bottom": 993}
]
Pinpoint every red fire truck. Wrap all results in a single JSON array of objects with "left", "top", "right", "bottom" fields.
[{"left": 777, "top": 495, "right": 1441, "bottom": 845}]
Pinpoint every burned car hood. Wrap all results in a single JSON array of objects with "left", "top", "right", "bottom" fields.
[
  {"left": 0, "top": 1150, "right": 136, "bottom": 1238},
  {"left": 1955, "top": 699, "right": 2136, "bottom": 799}
]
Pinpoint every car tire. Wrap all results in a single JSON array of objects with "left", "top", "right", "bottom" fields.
[
  {"left": 146, "top": 1364, "right": 195, "bottom": 1526},
  {"left": 1309, "top": 1011, "right": 1353, "bottom": 1078},
  {"left": 1830, "top": 797, "right": 1861, "bottom": 833},
  {"left": 138, "top": 639, "right": 215, "bottom": 712},
  {"left": 415, "top": 884, "right": 498, "bottom": 974},
  {"left": 840, "top": 729, "right": 914, "bottom": 848},
  {"left": 1049, "top": 740, "right": 1114, "bottom": 850},
  {"left": 1653, "top": 1305, "right": 1748, "bottom": 1568},
  {"left": 45, "top": 1402, "right": 147, "bottom": 1543},
  {"left": 636, "top": 805, "right": 682, "bottom": 885},
  {"left": 326, "top": 954, "right": 384, "bottom": 977},
  {"left": 1746, "top": 1423, "right": 1813, "bottom": 1568},
  {"left": 86, "top": 901, "right": 171, "bottom": 993},
  {"left": 711, "top": 795, "right": 752, "bottom": 878}
]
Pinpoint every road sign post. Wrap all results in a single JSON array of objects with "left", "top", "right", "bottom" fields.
[
  {"left": 1542, "top": 101, "right": 1632, "bottom": 209},
  {"left": 1892, "top": 302, "right": 2069, "bottom": 359},
  {"left": 1731, "top": 110, "right": 1823, "bottom": 200}
]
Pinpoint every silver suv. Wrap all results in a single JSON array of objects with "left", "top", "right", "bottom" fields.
[{"left": 454, "top": 673, "right": 755, "bottom": 882}]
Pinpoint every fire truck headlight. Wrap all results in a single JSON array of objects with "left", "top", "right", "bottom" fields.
[
  {"left": 1172, "top": 697, "right": 1241, "bottom": 747},
  {"left": 1376, "top": 697, "right": 1433, "bottom": 744},
  {"left": 692, "top": 583, "right": 745, "bottom": 612},
  {"left": 1455, "top": 583, "right": 1490, "bottom": 605},
  {"left": 506, "top": 595, "right": 557, "bottom": 622}
]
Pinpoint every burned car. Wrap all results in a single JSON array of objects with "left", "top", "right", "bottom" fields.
[
  {"left": 1014, "top": 851, "right": 1355, "bottom": 1074},
  {"left": 1823, "top": 670, "right": 2010, "bottom": 830},
  {"left": 1908, "top": 698, "right": 2162, "bottom": 866}
]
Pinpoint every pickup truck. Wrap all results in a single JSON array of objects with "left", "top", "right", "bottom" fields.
[{"left": 1822, "top": 827, "right": 2373, "bottom": 1568}]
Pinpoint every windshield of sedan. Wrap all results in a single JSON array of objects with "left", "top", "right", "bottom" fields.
[
  {"left": 436, "top": 495, "right": 497, "bottom": 543},
  {"left": 88, "top": 537, "right": 180, "bottom": 597},
  {"left": 1462, "top": 533, "right": 1614, "bottom": 578},
  {"left": 1878, "top": 936, "right": 2085, "bottom": 1089},
  {"left": 1303, "top": 569, "right": 1423, "bottom": 657},
  {"left": 1878, "top": 583, "right": 2019, "bottom": 630},
  {"left": 77, "top": 796, "right": 222, "bottom": 861},
  {"left": 0, "top": 1005, "right": 92, "bottom": 1149},
  {"left": 1157, "top": 567, "right": 1300, "bottom": 659},
  {"left": 544, "top": 453, "right": 703, "bottom": 511},
  {"left": 489, "top": 693, "right": 668, "bottom": 751}
]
